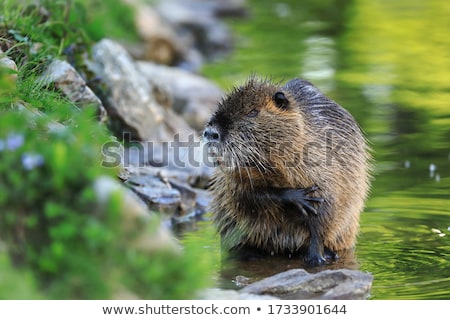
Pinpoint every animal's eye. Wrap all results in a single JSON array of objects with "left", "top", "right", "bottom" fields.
[
  {"left": 247, "top": 108, "right": 259, "bottom": 118},
  {"left": 273, "top": 91, "right": 289, "bottom": 109}
]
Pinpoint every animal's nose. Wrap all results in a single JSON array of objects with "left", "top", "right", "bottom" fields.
[{"left": 203, "top": 126, "right": 220, "bottom": 142}]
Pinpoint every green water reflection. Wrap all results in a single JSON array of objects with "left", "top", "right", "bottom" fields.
[{"left": 201, "top": 0, "right": 450, "bottom": 299}]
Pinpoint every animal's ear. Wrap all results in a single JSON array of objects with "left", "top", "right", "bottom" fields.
[{"left": 273, "top": 91, "right": 289, "bottom": 109}]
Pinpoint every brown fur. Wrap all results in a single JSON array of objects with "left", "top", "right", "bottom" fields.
[{"left": 204, "top": 77, "right": 371, "bottom": 258}]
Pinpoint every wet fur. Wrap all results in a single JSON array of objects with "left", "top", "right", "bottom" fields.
[{"left": 205, "top": 77, "right": 371, "bottom": 263}]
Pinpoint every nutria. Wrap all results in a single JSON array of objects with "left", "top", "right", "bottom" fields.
[{"left": 203, "top": 77, "right": 371, "bottom": 266}]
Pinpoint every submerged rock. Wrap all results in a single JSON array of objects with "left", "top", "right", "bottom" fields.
[{"left": 240, "top": 268, "right": 373, "bottom": 300}]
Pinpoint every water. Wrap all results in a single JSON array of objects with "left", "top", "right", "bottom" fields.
[{"left": 196, "top": 0, "right": 450, "bottom": 299}]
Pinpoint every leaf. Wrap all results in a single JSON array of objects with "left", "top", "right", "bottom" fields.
[{"left": 8, "top": 29, "right": 29, "bottom": 43}]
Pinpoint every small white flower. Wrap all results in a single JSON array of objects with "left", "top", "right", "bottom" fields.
[{"left": 429, "top": 163, "right": 436, "bottom": 172}]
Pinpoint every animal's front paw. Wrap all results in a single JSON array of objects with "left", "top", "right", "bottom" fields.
[{"left": 282, "top": 186, "right": 324, "bottom": 216}]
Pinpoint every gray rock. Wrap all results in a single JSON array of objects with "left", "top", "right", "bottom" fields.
[
  {"left": 90, "top": 39, "right": 164, "bottom": 140},
  {"left": 123, "top": 0, "right": 208, "bottom": 71},
  {"left": 192, "top": 187, "right": 212, "bottom": 214},
  {"left": 125, "top": 174, "right": 181, "bottom": 216},
  {"left": 198, "top": 288, "right": 279, "bottom": 300},
  {"left": 168, "top": 179, "right": 197, "bottom": 215},
  {"left": 240, "top": 268, "right": 373, "bottom": 300},
  {"left": 118, "top": 134, "right": 214, "bottom": 187},
  {"left": 39, "top": 59, "right": 107, "bottom": 121},
  {"left": 0, "top": 49, "right": 18, "bottom": 81},
  {"left": 209, "top": 0, "right": 249, "bottom": 18},
  {"left": 137, "top": 61, "right": 223, "bottom": 131},
  {"left": 156, "top": 0, "right": 247, "bottom": 61},
  {"left": 168, "top": 179, "right": 213, "bottom": 231},
  {"left": 119, "top": 161, "right": 212, "bottom": 189},
  {"left": 126, "top": 0, "right": 184, "bottom": 65},
  {"left": 234, "top": 275, "right": 251, "bottom": 287},
  {"left": 90, "top": 39, "right": 195, "bottom": 142},
  {"left": 16, "top": 103, "right": 66, "bottom": 133},
  {"left": 93, "top": 175, "right": 181, "bottom": 253},
  {"left": 119, "top": 163, "right": 213, "bottom": 222}
]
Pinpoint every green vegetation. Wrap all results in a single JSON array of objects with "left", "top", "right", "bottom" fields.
[
  {"left": 0, "top": 0, "right": 213, "bottom": 299},
  {"left": 1, "top": 0, "right": 138, "bottom": 103}
]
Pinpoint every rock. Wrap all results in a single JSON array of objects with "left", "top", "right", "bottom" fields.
[
  {"left": 198, "top": 288, "right": 279, "bottom": 300},
  {"left": 16, "top": 103, "right": 66, "bottom": 133},
  {"left": 89, "top": 39, "right": 196, "bottom": 143},
  {"left": 90, "top": 39, "right": 164, "bottom": 140},
  {"left": 0, "top": 48, "right": 18, "bottom": 81},
  {"left": 234, "top": 275, "right": 251, "bottom": 287},
  {"left": 39, "top": 59, "right": 107, "bottom": 121},
  {"left": 168, "top": 179, "right": 197, "bottom": 215},
  {"left": 155, "top": 0, "right": 247, "bottom": 61},
  {"left": 93, "top": 175, "right": 181, "bottom": 253},
  {"left": 124, "top": 0, "right": 184, "bottom": 65},
  {"left": 123, "top": 0, "right": 205, "bottom": 71},
  {"left": 135, "top": 6, "right": 180, "bottom": 64},
  {"left": 111, "top": 286, "right": 141, "bottom": 300},
  {"left": 113, "top": 162, "right": 213, "bottom": 233},
  {"left": 168, "top": 179, "right": 213, "bottom": 232},
  {"left": 137, "top": 61, "right": 223, "bottom": 131},
  {"left": 120, "top": 164, "right": 213, "bottom": 218},
  {"left": 125, "top": 174, "right": 181, "bottom": 216},
  {"left": 192, "top": 187, "right": 212, "bottom": 215},
  {"left": 209, "top": 0, "right": 250, "bottom": 18},
  {"left": 115, "top": 133, "right": 214, "bottom": 187},
  {"left": 124, "top": 0, "right": 249, "bottom": 69},
  {"left": 240, "top": 268, "right": 373, "bottom": 300}
]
